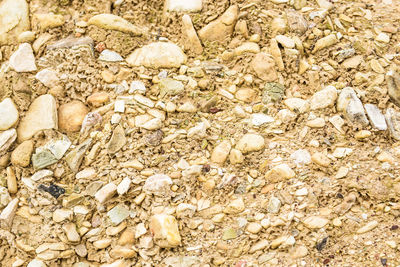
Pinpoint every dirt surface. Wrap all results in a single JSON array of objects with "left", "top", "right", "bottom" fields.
[{"left": 1, "top": 0, "right": 400, "bottom": 266}]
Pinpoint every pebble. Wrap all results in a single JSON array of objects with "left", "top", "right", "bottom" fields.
[
  {"left": 0, "top": 198, "right": 18, "bottom": 227},
  {"left": 211, "top": 140, "right": 231, "bottom": 164},
  {"left": 58, "top": 101, "right": 89, "bottom": 132},
  {"left": 275, "top": 35, "right": 295, "bottom": 48},
  {"left": 94, "top": 183, "right": 117, "bottom": 204},
  {"left": 229, "top": 149, "right": 244, "bottom": 164},
  {"left": 364, "top": 104, "right": 387, "bottom": 130},
  {"left": 52, "top": 209, "right": 73, "bottom": 223},
  {"left": 306, "top": 118, "right": 325, "bottom": 128},
  {"left": 65, "top": 139, "right": 92, "bottom": 172},
  {"left": 117, "top": 177, "right": 131, "bottom": 195},
  {"left": 224, "top": 197, "right": 245, "bottom": 214},
  {"left": 0, "top": 0, "right": 30, "bottom": 45},
  {"left": 159, "top": 78, "right": 185, "bottom": 98},
  {"left": 234, "top": 42, "right": 260, "bottom": 56},
  {"left": 17, "top": 94, "right": 58, "bottom": 142},
  {"left": 107, "top": 204, "right": 130, "bottom": 225},
  {"left": 387, "top": 70, "right": 400, "bottom": 107},
  {"left": 62, "top": 223, "right": 80, "bottom": 242},
  {"left": 311, "top": 152, "right": 331, "bottom": 167},
  {"left": 0, "top": 129, "right": 17, "bottom": 156},
  {"left": 0, "top": 98, "right": 19, "bottom": 130},
  {"left": 303, "top": 216, "right": 329, "bottom": 229},
  {"left": 346, "top": 95, "right": 369, "bottom": 126},
  {"left": 88, "top": 14, "right": 145, "bottom": 35},
  {"left": 6, "top": 167, "right": 17, "bottom": 193},
  {"left": 270, "top": 235, "right": 296, "bottom": 249},
  {"left": 33, "top": 13, "right": 64, "bottom": 31},
  {"left": 385, "top": 108, "right": 400, "bottom": 140},
  {"left": 166, "top": 0, "right": 202, "bottom": 12},
  {"left": 251, "top": 52, "right": 278, "bottom": 81},
  {"left": 312, "top": 34, "right": 337, "bottom": 53},
  {"left": 47, "top": 36, "right": 93, "bottom": 50},
  {"left": 107, "top": 125, "right": 126, "bottom": 154},
  {"left": 284, "top": 98, "right": 310, "bottom": 113},
  {"left": 310, "top": 85, "right": 338, "bottom": 110},
  {"left": 126, "top": 42, "right": 187, "bottom": 69},
  {"left": 236, "top": 133, "right": 265, "bottom": 153},
  {"left": 9, "top": 43, "right": 37, "bottom": 72},
  {"left": 18, "top": 31, "right": 35, "bottom": 43},
  {"left": 249, "top": 239, "right": 269, "bottom": 253},
  {"left": 290, "top": 245, "right": 308, "bottom": 259},
  {"left": 265, "top": 164, "right": 295, "bottom": 183},
  {"left": 251, "top": 113, "right": 274, "bottom": 126},
  {"left": 27, "top": 259, "right": 47, "bottom": 267},
  {"left": 149, "top": 214, "right": 181, "bottom": 247},
  {"left": 143, "top": 174, "right": 172, "bottom": 197},
  {"left": 99, "top": 50, "right": 123, "bottom": 62},
  {"left": 267, "top": 196, "right": 281, "bottom": 214},
  {"left": 35, "top": 69, "right": 59, "bottom": 87},
  {"left": 357, "top": 220, "right": 378, "bottom": 234},
  {"left": 182, "top": 15, "right": 203, "bottom": 55},
  {"left": 129, "top": 81, "right": 146, "bottom": 94}
]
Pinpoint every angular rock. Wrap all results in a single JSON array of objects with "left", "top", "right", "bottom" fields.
[
  {"left": 149, "top": 214, "right": 181, "bottom": 248},
  {"left": 0, "top": 0, "right": 30, "bottom": 45},
  {"left": 32, "top": 149, "right": 57, "bottom": 170},
  {"left": 0, "top": 129, "right": 17, "bottom": 156},
  {"left": 387, "top": 70, "right": 400, "bottom": 108},
  {"left": 267, "top": 196, "right": 281, "bottom": 214},
  {"left": 33, "top": 13, "right": 64, "bottom": 31},
  {"left": 99, "top": 50, "right": 123, "bottom": 62},
  {"left": 236, "top": 134, "right": 265, "bottom": 153},
  {"left": 35, "top": 69, "right": 59, "bottom": 87},
  {"left": 88, "top": 14, "right": 145, "bottom": 35},
  {"left": 126, "top": 42, "right": 186, "bottom": 69},
  {"left": 312, "top": 34, "right": 337, "bottom": 53},
  {"left": 17, "top": 94, "right": 58, "bottom": 142},
  {"left": 234, "top": 42, "right": 260, "bottom": 56},
  {"left": 211, "top": 140, "right": 231, "bottom": 164},
  {"left": 286, "top": 10, "right": 308, "bottom": 34},
  {"left": 0, "top": 198, "right": 18, "bottom": 228},
  {"left": 275, "top": 35, "right": 295, "bottom": 48},
  {"left": 224, "top": 197, "right": 245, "bottom": 214},
  {"left": 9, "top": 43, "right": 37, "bottom": 72},
  {"left": 143, "top": 174, "right": 172, "bottom": 197},
  {"left": 346, "top": 94, "right": 369, "bottom": 126},
  {"left": 265, "top": 164, "right": 295, "bottom": 183},
  {"left": 58, "top": 101, "right": 89, "bottom": 132},
  {"left": 159, "top": 78, "right": 185, "bottom": 98},
  {"left": 284, "top": 98, "right": 310, "bottom": 113},
  {"left": 107, "top": 125, "right": 126, "bottom": 154},
  {"left": 337, "top": 87, "right": 356, "bottom": 112},
  {"left": 27, "top": 259, "right": 47, "bottom": 267},
  {"left": 385, "top": 108, "right": 400, "bottom": 140},
  {"left": 303, "top": 216, "right": 329, "bottom": 229},
  {"left": 65, "top": 139, "right": 92, "bottom": 172},
  {"left": 95, "top": 182, "right": 117, "bottom": 204},
  {"left": 364, "top": 104, "right": 387, "bottom": 130},
  {"left": 87, "top": 92, "right": 110, "bottom": 107},
  {"left": 251, "top": 52, "right": 278, "bottom": 82},
  {"left": 270, "top": 235, "right": 296, "bottom": 249},
  {"left": 0, "top": 98, "right": 18, "bottom": 131},
  {"left": 310, "top": 85, "right": 338, "bottom": 110},
  {"left": 182, "top": 14, "right": 203, "bottom": 55},
  {"left": 251, "top": 113, "right": 274, "bottom": 126},
  {"left": 166, "top": 0, "right": 202, "bottom": 11},
  {"left": 198, "top": 5, "right": 238, "bottom": 43},
  {"left": 107, "top": 204, "right": 130, "bottom": 225},
  {"left": 47, "top": 36, "right": 93, "bottom": 50},
  {"left": 62, "top": 223, "right": 80, "bottom": 242},
  {"left": 357, "top": 220, "right": 378, "bottom": 234},
  {"left": 117, "top": 177, "right": 131, "bottom": 195},
  {"left": 262, "top": 82, "right": 285, "bottom": 103}
]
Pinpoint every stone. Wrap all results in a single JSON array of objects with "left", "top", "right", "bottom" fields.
[
  {"left": 286, "top": 10, "right": 308, "bottom": 34},
  {"left": 9, "top": 43, "right": 37, "bottom": 72},
  {"left": 265, "top": 164, "right": 295, "bottom": 183},
  {"left": 18, "top": 31, "right": 35, "bottom": 43},
  {"left": 0, "top": 129, "right": 17, "bottom": 156},
  {"left": 98, "top": 49, "right": 123, "bottom": 62},
  {"left": 87, "top": 92, "right": 110, "bottom": 107},
  {"left": 364, "top": 104, "right": 387, "bottom": 130},
  {"left": 65, "top": 139, "right": 92, "bottom": 172},
  {"left": 251, "top": 113, "right": 274, "bottom": 126},
  {"left": 311, "top": 152, "right": 330, "bottom": 167},
  {"left": 149, "top": 214, "right": 181, "bottom": 248},
  {"left": 35, "top": 69, "right": 59, "bottom": 87},
  {"left": 290, "top": 245, "right": 308, "bottom": 259},
  {"left": 0, "top": 198, "right": 18, "bottom": 227},
  {"left": 357, "top": 220, "right": 378, "bottom": 234},
  {"left": 275, "top": 35, "right": 295, "bottom": 48},
  {"left": 376, "top": 32, "right": 390, "bottom": 43},
  {"left": 31, "top": 170, "right": 53, "bottom": 181},
  {"left": 17, "top": 94, "right": 58, "bottom": 142},
  {"left": 58, "top": 101, "right": 89, "bottom": 132},
  {"left": 0, "top": 186, "right": 11, "bottom": 208},
  {"left": 284, "top": 98, "right": 310, "bottom": 113},
  {"left": 165, "top": 0, "right": 202, "bottom": 12},
  {"left": 310, "top": 85, "right": 338, "bottom": 110},
  {"left": 129, "top": 81, "right": 146, "bottom": 94},
  {"left": 107, "top": 125, "right": 126, "bottom": 154},
  {"left": 267, "top": 196, "right": 281, "bottom": 214},
  {"left": 270, "top": 39, "right": 284, "bottom": 71},
  {"left": 236, "top": 134, "right": 265, "bottom": 153},
  {"left": 95, "top": 183, "right": 117, "bottom": 204},
  {"left": 342, "top": 55, "right": 363, "bottom": 69},
  {"left": 182, "top": 15, "right": 203, "bottom": 55},
  {"left": 346, "top": 95, "right": 369, "bottom": 126},
  {"left": 235, "top": 88, "right": 257, "bottom": 103},
  {"left": 0, "top": 98, "right": 18, "bottom": 130},
  {"left": 142, "top": 118, "right": 162, "bottom": 130},
  {"left": 0, "top": 0, "right": 30, "bottom": 45},
  {"left": 211, "top": 140, "right": 231, "bottom": 164},
  {"left": 159, "top": 78, "right": 185, "bottom": 98},
  {"left": 385, "top": 108, "right": 400, "bottom": 140},
  {"left": 251, "top": 52, "right": 278, "bottom": 82},
  {"left": 224, "top": 197, "right": 245, "bottom": 214},
  {"left": 234, "top": 42, "right": 260, "bottom": 56},
  {"left": 198, "top": 5, "right": 238, "bottom": 43},
  {"left": 303, "top": 216, "right": 329, "bottom": 229},
  {"left": 143, "top": 174, "right": 172, "bottom": 197},
  {"left": 222, "top": 228, "right": 237, "bottom": 240},
  {"left": 31, "top": 150, "right": 57, "bottom": 170},
  {"left": 306, "top": 118, "right": 325, "bottom": 128},
  {"left": 33, "top": 13, "right": 64, "bottom": 31},
  {"left": 62, "top": 223, "right": 80, "bottom": 242},
  {"left": 88, "top": 14, "right": 145, "bottom": 35},
  {"left": 126, "top": 42, "right": 187, "bottom": 69},
  {"left": 312, "top": 34, "right": 337, "bottom": 53},
  {"left": 270, "top": 235, "right": 296, "bottom": 249},
  {"left": 47, "top": 36, "right": 93, "bottom": 50},
  {"left": 187, "top": 122, "right": 208, "bottom": 139},
  {"left": 387, "top": 70, "right": 400, "bottom": 108},
  {"left": 107, "top": 204, "right": 130, "bottom": 225},
  {"left": 52, "top": 209, "right": 73, "bottom": 223},
  {"left": 27, "top": 259, "right": 47, "bottom": 267},
  {"left": 337, "top": 87, "right": 356, "bottom": 112},
  {"left": 229, "top": 149, "right": 244, "bottom": 164},
  {"left": 117, "top": 177, "right": 131, "bottom": 195},
  {"left": 262, "top": 82, "right": 285, "bottom": 103}
]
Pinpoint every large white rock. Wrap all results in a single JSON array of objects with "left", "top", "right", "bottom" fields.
[
  {"left": 17, "top": 94, "right": 58, "bottom": 142},
  {"left": 165, "top": 0, "right": 202, "bottom": 12},
  {"left": 0, "top": 98, "right": 19, "bottom": 130},
  {"left": 9, "top": 43, "right": 37, "bottom": 72},
  {"left": 310, "top": 85, "right": 338, "bottom": 110},
  {"left": 126, "top": 42, "right": 186, "bottom": 69},
  {"left": 0, "top": 0, "right": 30, "bottom": 45}
]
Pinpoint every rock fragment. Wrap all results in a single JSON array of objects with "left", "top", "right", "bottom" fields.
[
  {"left": 236, "top": 134, "right": 265, "bottom": 153},
  {"left": 35, "top": 69, "right": 59, "bottom": 87},
  {"left": 182, "top": 15, "right": 203, "bottom": 55},
  {"left": 303, "top": 216, "right": 329, "bottom": 229},
  {"left": 62, "top": 223, "right": 80, "bottom": 242},
  {"left": 0, "top": 98, "right": 19, "bottom": 131},
  {"left": 0, "top": 198, "right": 18, "bottom": 227},
  {"left": 33, "top": 13, "right": 64, "bottom": 31},
  {"left": 9, "top": 43, "right": 37, "bottom": 72},
  {"left": 310, "top": 85, "right": 337, "bottom": 110},
  {"left": 312, "top": 34, "right": 337, "bottom": 53},
  {"left": 251, "top": 52, "right": 278, "bottom": 81},
  {"left": 387, "top": 70, "right": 400, "bottom": 107},
  {"left": 95, "top": 183, "right": 117, "bottom": 204},
  {"left": 107, "top": 125, "right": 126, "bottom": 154},
  {"left": 0, "top": 0, "right": 30, "bottom": 45},
  {"left": 211, "top": 140, "right": 231, "bottom": 164},
  {"left": 364, "top": 104, "right": 387, "bottom": 130},
  {"left": 0, "top": 129, "right": 17, "bottom": 156},
  {"left": 58, "top": 101, "right": 89, "bottom": 132},
  {"left": 149, "top": 214, "right": 181, "bottom": 248},
  {"left": 88, "top": 14, "right": 145, "bottom": 35},
  {"left": 65, "top": 139, "right": 92, "bottom": 172},
  {"left": 165, "top": 0, "right": 202, "bottom": 12},
  {"left": 143, "top": 174, "right": 172, "bottom": 197}
]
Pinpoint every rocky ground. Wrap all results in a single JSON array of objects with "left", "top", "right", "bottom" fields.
[{"left": 0, "top": 0, "right": 400, "bottom": 266}]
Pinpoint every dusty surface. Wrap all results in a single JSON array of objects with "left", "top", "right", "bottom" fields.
[{"left": 1, "top": 0, "right": 400, "bottom": 266}]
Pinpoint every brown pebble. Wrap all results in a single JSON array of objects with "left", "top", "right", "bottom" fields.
[
  {"left": 6, "top": 167, "right": 17, "bottom": 194},
  {"left": 58, "top": 100, "right": 89, "bottom": 132},
  {"left": 118, "top": 228, "right": 135, "bottom": 246},
  {"left": 11, "top": 140, "right": 34, "bottom": 167},
  {"left": 87, "top": 92, "right": 110, "bottom": 107}
]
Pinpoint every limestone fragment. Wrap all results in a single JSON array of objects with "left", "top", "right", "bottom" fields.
[
  {"left": 35, "top": 69, "right": 59, "bottom": 87},
  {"left": 387, "top": 70, "right": 400, "bottom": 108},
  {"left": 310, "top": 85, "right": 338, "bottom": 110},
  {"left": 143, "top": 174, "right": 172, "bottom": 197},
  {"left": 312, "top": 34, "right": 337, "bottom": 53},
  {"left": 165, "top": 0, "right": 202, "bottom": 12},
  {"left": 0, "top": 0, "right": 30, "bottom": 45},
  {"left": 182, "top": 15, "right": 203, "bottom": 55},
  {"left": 88, "top": 14, "right": 145, "bottom": 35},
  {"left": 33, "top": 13, "right": 64, "bottom": 31},
  {"left": 265, "top": 164, "right": 295, "bottom": 183},
  {"left": 0, "top": 198, "right": 18, "bottom": 227},
  {"left": 364, "top": 104, "right": 387, "bottom": 130},
  {"left": 0, "top": 98, "right": 19, "bottom": 131},
  {"left": 236, "top": 134, "right": 265, "bottom": 153},
  {"left": 357, "top": 220, "right": 378, "bottom": 234},
  {"left": 149, "top": 214, "right": 181, "bottom": 248},
  {"left": 224, "top": 197, "right": 245, "bottom": 214},
  {"left": 211, "top": 140, "right": 231, "bottom": 164},
  {"left": 303, "top": 216, "right": 329, "bottom": 229},
  {"left": 251, "top": 52, "right": 278, "bottom": 81},
  {"left": 95, "top": 183, "right": 117, "bottom": 204},
  {"left": 9, "top": 43, "right": 37, "bottom": 72},
  {"left": 65, "top": 139, "right": 92, "bottom": 172},
  {"left": 107, "top": 125, "right": 126, "bottom": 154},
  {"left": 58, "top": 101, "right": 89, "bottom": 132},
  {"left": 0, "top": 129, "right": 17, "bottom": 156}
]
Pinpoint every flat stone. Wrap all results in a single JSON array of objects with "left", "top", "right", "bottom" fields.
[
  {"left": 303, "top": 216, "right": 329, "bottom": 229},
  {"left": 387, "top": 70, "right": 400, "bottom": 108},
  {"left": 0, "top": 0, "right": 30, "bottom": 45},
  {"left": 32, "top": 149, "right": 57, "bottom": 170},
  {"left": 182, "top": 15, "right": 203, "bottom": 55},
  {"left": 271, "top": 235, "right": 296, "bottom": 249},
  {"left": 222, "top": 227, "right": 237, "bottom": 240},
  {"left": 107, "top": 204, "right": 130, "bottom": 225},
  {"left": 0, "top": 198, "right": 18, "bottom": 227},
  {"left": 9, "top": 43, "right": 37, "bottom": 72},
  {"left": 31, "top": 169, "right": 53, "bottom": 181},
  {"left": 143, "top": 174, "right": 172, "bottom": 197},
  {"left": 52, "top": 208, "right": 73, "bottom": 223},
  {"left": 211, "top": 140, "right": 231, "bottom": 164},
  {"left": 87, "top": 92, "right": 110, "bottom": 107},
  {"left": 17, "top": 94, "right": 58, "bottom": 142},
  {"left": 385, "top": 108, "right": 400, "bottom": 140},
  {"left": 224, "top": 197, "right": 245, "bottom": 214},
  {"left": 62, "top": 223, "right": 80, "bottom": 242},
  {"left": 11, "top": 140, "right": 33, "bottom": 167},
  {"left": 0, "top": 129, "right": 17, "bottom": 156},
  {"left": 265, "top": 163, "right": 295, "bottom": 183},
  {"left": 310, "top": 85, "right": 338, "bottom": 110},
  {"left": 47, "top": 36, "right": 93, "bottom": 50},
  {"left": 65, "top": 139, "right": 92, "bottom": 172},
  {"left": 236, "top": 134, "right": 265, "bottom": 153},
  {"left": 284, "top": 98, "right": 310, "bottom": 113},
  {"left": 35, "top": 69, "right": 59, "bottom": 87},
  {"left": 346, "top": 95, "right": 369, "bottom": 126},
  {"left": 107, "top": 125, "right": 126, "bottom": 154},
  {"left": 117, "top": 177, "right": 131, "bottom": 195},
  {"left": 251, "top": 113, "right": 274, "bottom": 126},
  {"left": 94, "top": 182, "right": 117, "bottom": 204},
  {"left": 99, "top": 49, "right": 123, "bottom": 62},
  {"left": 129, "top": 81, "right": 146, "bottom": 94},
  {"left": 165, "top": 0, "right": 202, "bottom": 11},
  {"left": 88, "top": 14, "right": 145, "bottom": 35},
  {"left": 312, "top": 34, "right": 337, "bottom": 53},
  {"left": 58, "top": 101, "right": 89, "bottom": 133},
  {"left": 27, "top": 259, "right": 47, "bottom": 267},
  {"left": 126, "top": 42, "right": 187, "bottom": 69},
  {"left": 33, "top": 13, "right": 64, "bottom": 31},
  {"left": 0, "top": 98, "right": 19, "bottom": 130},
  {"left": 198, "top": 5, "right": 238, "bottom": 43},
  {"left": 18, "top": 30, "right": 36, "bottom": 43},
  {"left": 267, "top": 196, "right": 281, "bottom": 214},
  {"left": 311, "top": 152, "right": 331, "bottom": 167},
  {"left": 251, "top": 52, "right": 278, "bottom": 82},
  {"left": 275, "top": 35, "right": 295, "bottom": 48},
  {"left": 357, "top": 220, "right": 378, "bottom": 234},
  {"left": 159, "top": 78, "right": 185, "bottom": 98},
  {"left": 364, "top": 104, "right": 387, "bottom": 130},
  {"left": 149, "top": 214, "right": 181, "bottom": 247},
  {"left": 234, "top": 42, "right": 260, "bottom": 56}
]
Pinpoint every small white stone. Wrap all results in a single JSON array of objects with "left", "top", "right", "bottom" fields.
[
  {"left": 99, "top": 49, "right": 123, "bottom": 62},
  {"left": 134, "top": 94, "right": 154, "bottom": 108},
  {"left": 27, "top": 259, "right": 47, "bottom": 267},
  {"left": 35, "top": 69, "right": 58, "bottom": 87},
  {"left": 141, "top": 118, "right": 162, "bottom": 130},
  {"left": 290, "top": 149, "right": 311, "bottom": 166},
  {"left": 75, "top": 168, "right": 96, "bottom": 180},
  {"left": 303, "top": 216, "right": 329, "bottom": 229},
  {"left": 117, "top": 177, "right": 131, "bottom": 195},
  {"left": 236, "top": 133, "right": 265, "bottom": 153},
  {"left": 165, "top": 0, "right": 202, "bottom": 12},
  {"left": 251, "top": 113, "right": 274, "bottom": 126},
  {"left": 9, "top": 43, "right": 37, "bottom": 72},
  {"left": 143, "top": 174, "right": 172, "bottom": 196},
  {"left": 111, "top": 114, "right": 122, "bottom": 124},
  {"left": 94, "top": 183, "right": 117, "bottom": 204},
  {"left": 135, "top": 222, "right": 147, "bottom": 238},
  {"left": 375, "top": 32, "right": 390, "bottom": 43},
  {"left": 31, "top": 170, "right": 53, "bottom": 181},
  {"left": 114, "top": 100, "right": 125, "bottom": 113},
  {"left": 52, "top": 208, "right": 73, "bottom": 223},
  {"left": 284, "top": 98, "right": 310, "bottom": 113},
  {"left": 275, "top": 35, "right": 295, "bottom": 48},
  {"left": 0, "top": 198, "right": 18, "bottom": 227},
  {"left": 310, "top": 85, "right": 337, "bottom": 110},
  {"left": 129, "top": 81, "right": 146, "bottom": 94},
  {"left": 295, "top": 188, "right": 308, "bottom": 196},
  {"left": 0, "top": 98, "right": 19, "bottom": 130}
]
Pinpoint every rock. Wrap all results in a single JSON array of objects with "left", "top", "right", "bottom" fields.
[
  {"left": 224, "top": 197, "right": 245, "bottom": 214},
  {"left": 284, "top": 98, "right": 310, "bottom": 113},
  {"left": 211, "top": 140, "right": 231, "bottom": 164},
  {"left": 126, "top": 42, "right": 186, "bottom": 69},
  {"left": 270, "top": 39, "right": 284, "bottom": 71},
  {"left": 262, "top": 82, "right": 285, "bottom": 103},
  {"left": 52, "top": 209, "right": 73, "bottom": 223},
  {"left": 311, "top": 152, "right": 330, "bottom": 167},
  {"left": 187, "top": 122, "right": 208, "bottom": 139},
  {"left": 27, "top": 259, "right": 47, "bottom": 267},
  {"left": 306, "top": 118, "right": 325, "bottom": 128},
  {"left": 229, "top": 149, "right": 244, "bottom": 164},
  {"left": 0, "top": 0, "right": 30, "bottom": 45},
  {"left": 234, "top": 42, "right": 260, "bottom": 56},
  {"left": 265, "top": 163, "right": 295, "bottom": 183},
  {"left": 0, "top": 186, "right": 11, "bottom": 208},
  {"left": 165, "top": 0, "right": 202, "bottom": 11},
  {"left": 129, "top": 81, "right": 146, "bottom": 94},
  {"left": 376, "top": 32, "right": 390, "bottom": 43},
  {"left": 385, "top": 108, "right": 400, "bottom": 140},
  {"left": 107, "top": 204, "right": 130, "bottom": 225},
  {"left": 275, "top": 35, "right": 295, "bottom": 48},
  {"left": 9, "top": 43, "right": 37, "bottom": 72},
  {"left": 159, "top": 78, "right": 185, "bottom": 98},
  {"left": 235, "top": 88, "right": 257, "bottom": 103},
  {"left": 143, "top": 174, "right": 172, "bottom": 197},
  {"left": 310, "top": 85, "right": 338, "bottom": 110},
  {"left": 149, "top": 214, "right": 181, "bottom": 248},
  {"left": 342, "top": 55, "right": 363, "bottom": 69},
  {"left": 117, "top": 177, "right": 131, "bottom": 195},
  {"left": 18, "top": 31, "right": 35, "bottom": 43},
  {"left": 286, "top": 10, "right": 308, "bottom": 34},
  {"left": 0, "top": 129, "right": 17, "bottom": 156},
  {"left": 0, "top": 98, "right": 19, "bottom": 130},
  {"left": 88, "top": 14, "right": 145, "bottom": 35},
  {"left": 107, "top": 125, "right": 126, "bottom": 154},
  {"left": 312, "top": 34, "right": 337, "bottom": 53},
  {"left": 0, "top": 198, "right": 18, "bottom": 227},
  {"left": 236, "top": 134, "right": 265, "bottom": 153},
  {"left": 337, "top": 87, "right": 356, "bottom": 112},
  {"left": 142, "top": 118, "right": 162, "bottom": 130},
  {"left": 249, "top": 239, "right": 269, "bottom": 253},
  {"left": 251, "top": 52, "right": 278, "bottom": 82},
  {"left": 357, "top": 220, "right": 378, "bottom": 234},
  {"left": 290, "top": 245, "right": 308, "bottom": 259},
  {"left": 346, "top": 95, "right": 369, "bottom": 126},
  {"left": 58, "top": 101, "right": 89, "bottom": 132},
  {"left": 11, "top": 140, "right": 34, "bottom": 167},
  {"left": 222, "top": 228, "right": 237, "bottom": 240},
  {"left": 65, "top": 139, "right": 92, "bottom": 172},
  {"left": 99, "top": 49, "right": 123, "bottom": 62},
  {"left": 198, "top": 5, "right": 238, "bottom": 43},
  {"left": 182, "top": 15, "right": 203, "bottom": 55},
  {"left": 303, "top": 216, "right": 329, "bottom": 229},
  {"left": 270, "top": 235, "right": 296, "bottom": 249},
  {"left": 87, "top": 92, "right": 110, "bottom": 107},
  {"left": 35, "top": 69, "right": 59, "bottom": 87},
  {"left": 32, "top": 150, "right": 57, "bottom": 170},
  {"left": 95, "top": 183, "right": 117, "bottom": 204},
  {"left": 47, "top": 36, "right": 93, "bottom": 50},
  {"left": 251, "top": 113, "right": 274, "bottom": 126},
  {"left": 267, "top": 196, "right": 281, "bottom": 214},
  {"left": 387, "top": 70, "right": 400, "bottom": 107},
  {"left": 17, "top": 94, "right": 58, "bottom": 142},
  {"left": 62, "top": 223, "right": 80, "bottom": 242},
  {"left": 364, "top": 104, "right": 387, "bottom": 130},
  {"left": 33, "top": 13, "right": 64, "bottom": 31}
]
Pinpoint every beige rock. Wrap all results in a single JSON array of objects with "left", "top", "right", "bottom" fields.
[
  {"left": 224, "top": 197, "right": 245, "bottom": 214},
  {"left": 198, "top": 5, "right": 238, "bottom": 43},
  {"left": 312, "top": 34, "right": 337, "bottom": 53},
  {"left": 270, "top": 235, "right": 296, "bottom": 249},
  {"left": 229, "top": 149, "right": 244, "bottom": 164},
  {"left": 100, "top": 260, "right": 126, "bottom": 267},
  {"left": 310, "top": 85, "right": 338, "bottom": 110},
  {"left": 93, "top": 239, "right": 112, "bottom": 249},
  {"left": 101, "top": 69, "right": 115, "bottom": 83},
  {"left": 0, "top": 98, "right": 19, "bottom": 130},
  {"left": 126, "top": 42, "right": 187, "bottom": 69},
  {"left": 118, "top": 228, "right": 135, "bottom": 246},
  {"left": 88, "top": 14, "right": 145, "bottom": 35},
  {"left": 33, "top": 13, "right": 64, "bottom": 31},
  {"left": 165, "top": 0, "right": 202, "bottom": 12},
  {"left": 0, "top": 0, "right": 30, "bottom": 45},
  {"left": 182, "top": 15, "right": 203, "bottom": 55},
  {"left": 17, "top": 94, "right": 58, "bottom": 142},
  {"left": 149, "top": 214, "right": 181, "bottom": 248},
  {"left": 275, "top": 35, "right": 295, "bottom": 48},
  {"left": 270, "top": 39, "right": 284, "bottom": 71},
  {"left": 87, "top": 92, "right": 110, "bottom": 107},
  {"left": 342, "top": 55, "right": 363, "bottom": 69},
  {"left": 246, "top": 222, "right": 262, "bottom": 234},
  {"left": 0, "top": 198, "right": 18, "bottom": 227},
  {"left": 236, "top": 134, "right": 265, "bottom": 153},
  {"left": 18, "top": 31, "right": 36, "bottom": 43},
  {"left": 211, "top": 140, "right": 231, "bottom": 164},
  {"left": 265, "top": 163, "right": 295, "bottom": 183},
  {"left": 234, "top": 42, "right": 260, "bottom": 56},
  {"left": 53, "top": 209, "right": 73, "bottom": 223},
  {"left": 235, "top": 88, "right": 257, "bottom": 103},
  {"left": 94, "top": 183, "right": 117, "bottom": 204},
  {"left": 303, "top": 216, "right": 329, "bottom": 229},
  {"left": 290, "top": 245, "right": 308, "bottom": 259},
  {"left": 9, "top": 43, "right": 37, "bottom": 72},
  {"left": 251, "top": 52, "right": 278, "bottom": 81},
  {"left": 62, "top": 223, "right": 80, "bottom": 242},
  {"left": 0, "top": 129, "right": 17, "bottom": 156},
  {"left": 6, "top": 167, "right": 17, "bottom": 194},
  {"left": 58, "top": 101, "right": 89, "bottom": 132},
  {"left": 357, "top": 220, "right": 378, "bottom": 234},
  {"left": 110, "top": 247, "right": 137, "bottom": 259},
  {"left": 311, "top": 152, "right": 331, "bottom": 167},
  {"left": 306, "top": 118, "right": 325, "bottom": 128}
]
